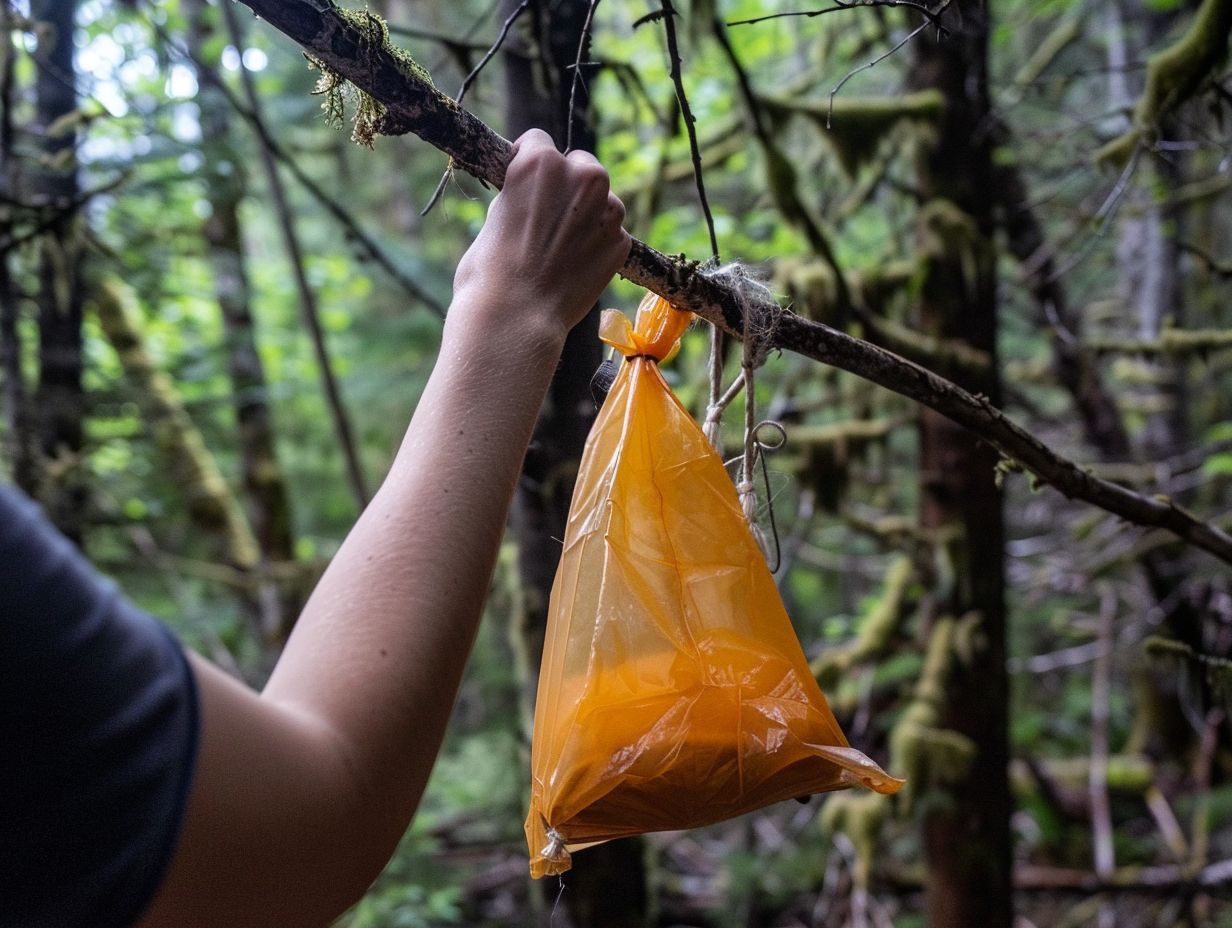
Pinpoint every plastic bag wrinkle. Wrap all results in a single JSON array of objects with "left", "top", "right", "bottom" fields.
[{"left": 526, "top": 293, "right": 903, "bottom": 879}]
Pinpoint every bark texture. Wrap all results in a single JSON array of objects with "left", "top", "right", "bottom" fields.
[
  {"left": 31, "top": 0, "right": 86, "bottom": 542},
  {"left": 909, "top": 8, "right": 1012, "bottom": 926}
]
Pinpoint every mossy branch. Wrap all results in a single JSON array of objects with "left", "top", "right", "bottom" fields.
[
  {"left": 890, "top": 614, "right": 980, "bottom": 812},
  {"left": 1086, "top": 325, "right": 1232, "bottom": 356},
  {"left": 94, "top": 278, "right": 261, "bottom": 571},
  {"left": 234, "top": 0, "right": 1232, "bottom": 569},
  {"left": 811, "top": 555, "right": 914, "bottom": 690},
  {"left": 821, "top": 612, "right": 981, "bottom": 878},
  {"left": 762, "top": 90, "right": 945, "bottom": 175},
  {"left": 1096, "top": 0, "right": 1232, "bottom": 168},
  {"left": 1144, "top": 636, "right": 1232, "bottom": 711}
]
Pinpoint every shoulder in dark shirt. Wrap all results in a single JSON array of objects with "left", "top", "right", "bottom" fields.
[{"left": 0, "top": 485, "right": 199, "bottom": 928}]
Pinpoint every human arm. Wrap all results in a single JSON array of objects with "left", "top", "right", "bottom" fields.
[{"left": 137, "top": 129, "right": 630, "bottom": 927}]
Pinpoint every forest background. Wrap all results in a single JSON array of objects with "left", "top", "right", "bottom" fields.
[{"left": 3, "top": 0, "right": 1231, "bottom": 925}]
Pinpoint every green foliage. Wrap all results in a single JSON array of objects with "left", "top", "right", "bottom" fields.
[{"left": 7, "top": 0, "right": 1231, "bottom": 924}]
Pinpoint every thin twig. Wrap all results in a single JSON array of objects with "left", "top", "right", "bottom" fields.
[
  {"left": 659, "top": 0, "right": 720, "bottom": 261},
  {"left": 1089, "top": 584, "right": 1115, "bottom": 881},
  {"left": 455, "top": 0, "right": 530, "bottom": 106},
  {"left": 828, "top": 2, "right": 952, "bottom": 127},
  {"left": 420, "top": 0, "right": 531, "bottom": 216},
  {"left": 0, "top": 172, "right": 129, "bottom": 256},
  {"left": 1039, "top": 143, "right": 1143, "bottom": 284},
  {"left": 710, "top": 17, "right": 853, "bottom": 310},
  {"left": 152, "top": 19, "right": 446, "bottom": 316},
  {"left": 1179, "top": 239, "right": 1232, "bottom": 278},
  {"left": 384, "top": 22, "right": 501, "bottom": 54},
  {"left": 564, "top": 0, "right": 603, "bottom": 153},
  {"left": 728, "top": 0, "right": 947, "bottom": 34},
  {"left": 426, "top": 0, "right": 505, "bottom": 74}
]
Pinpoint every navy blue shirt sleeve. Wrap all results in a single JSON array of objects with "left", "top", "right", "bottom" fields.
[{"left": 0, "top": 485, "right": 199, "bottom": 928}]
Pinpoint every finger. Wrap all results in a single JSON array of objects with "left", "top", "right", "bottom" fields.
[
  {"left": 613, "top": 228, "right": 633, "bottom": 267},
  {"left": 507, "top": 128, "right": 561, "bottom": 183},
  {"left": 605, "top": 192, "right": 626, "bottom": 228},
  {"left": 510, "top": 127, "right": 555, "bottom": 158},
  {"left": 565, "top": 148, "right": 601, "bottom": 166}
]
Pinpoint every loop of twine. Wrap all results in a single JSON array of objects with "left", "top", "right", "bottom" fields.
[{"left": 696, "top": 263, "right": 785, "bottom": 567}]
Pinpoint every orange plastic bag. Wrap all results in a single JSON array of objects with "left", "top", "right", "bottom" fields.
[{"left": 525, "top": 292, "right": 903, "bottom": 878}]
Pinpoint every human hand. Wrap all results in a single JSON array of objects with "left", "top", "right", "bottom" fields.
[{"left": 452, "top": 128, "right": 631, "bottom": 344}]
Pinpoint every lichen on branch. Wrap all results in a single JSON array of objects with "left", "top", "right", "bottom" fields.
[{"left": 303, "top": 6, "right": 434, "bottom": 147}]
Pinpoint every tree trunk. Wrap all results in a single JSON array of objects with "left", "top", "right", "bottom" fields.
[
  {"left": 0, "top": 0, "right": 32, "bottom": 491},
  {"left": 909, "top": 7, "right": 1012, "bottom": 926},
  {"left": 31, "top": 0, "right": 86, "bottom": 542},
  {"left": 1109, "top": 0, "right": 1208, "bottom": 758},
  {"left": 502, "top": 3, "right": 649, "bottom": 925},
  {"left": 185, "top": 0, "right": 300, "bottom": 643}
]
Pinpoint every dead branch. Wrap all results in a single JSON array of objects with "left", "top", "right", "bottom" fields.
[{"left": 230, "top": 0, "right": 1232, "bottom": 569}]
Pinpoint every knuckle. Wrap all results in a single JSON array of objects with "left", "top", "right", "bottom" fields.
[{"left": 571, "top": 161, "right": 610, "bottom": 191}]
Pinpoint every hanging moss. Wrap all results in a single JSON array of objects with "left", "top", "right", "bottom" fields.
[
  {"left": 890, "top": 615, "right": 978, "bottom": 812},
  {"left": 763, "top": 90, "right": 945, "bottom": 175},
  {"left": 776, "top": 257, "right": 840, "bottom": 326},
  {"left": 916, "top": 198, "right": 990, "bottom": 312},
  {"left": 812, "top": 555, "right": 914, "bottom": 690},
  {"left": 1096, "top": 0, "right": 1232, "bottom": 168},
  {"left": 306, "top": 6, "right": 436, "bottom": 148},
  {"left": 820, "top": 790, "right": 889, "bottom": 888},
  {"left": 848, "top": 260, "right": 916, "bottom": 312},
  {"left": 1144, "top": 635, "right": 1232, "bottom": 711}
]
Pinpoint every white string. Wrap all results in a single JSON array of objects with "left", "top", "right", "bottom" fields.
[{"left": 696, "top": 263, "right": 781, "bottom": 559}]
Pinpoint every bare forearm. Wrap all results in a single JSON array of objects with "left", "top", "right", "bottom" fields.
[
  {"left": 143, "top": 131, "right": 630, "bottom": 927},
  {"left": 264, "top": 304, "right": 564, "bottom": 814}
]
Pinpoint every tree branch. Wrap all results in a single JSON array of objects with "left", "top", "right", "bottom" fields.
[
  {"left": 151, "top": 17, "right": 447, "bottom": 316},
  {"left": 232, "top": 0, "right": 1232, "bottom": 568}
]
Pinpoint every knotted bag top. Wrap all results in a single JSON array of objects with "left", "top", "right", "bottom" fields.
[{"left": 599, "top": 291, "right": 692, "bottom": 362}]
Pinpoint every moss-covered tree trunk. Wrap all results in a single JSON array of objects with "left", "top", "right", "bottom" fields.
[
  {"left": 31, "top": 0, "right": 86, "bottom": 542},
  {"left": 908, "top": 8, "right": 1012, "bottom": 926},
  {"left": 502, "top": 2, "right": 649, "bottom": 925},
  {"left": 185, "top": 0, "right": 300, "bottom": 644}
]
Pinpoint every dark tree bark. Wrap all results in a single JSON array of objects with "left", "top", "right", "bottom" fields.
[
  {"left": 908, "top": 7, "right": 1012, "bottom": 926},
  {"left": 185, "top": 0, "right": 299, "bottom": 642},
  {"left": 0, "top": 0, "right": 33, "bottom": 491},
  {"left": 30, "top": 0, "right": 86, "bottom": 542},
  {"left": 502, "top": 2, "right": 649, "bottom": 925}
]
